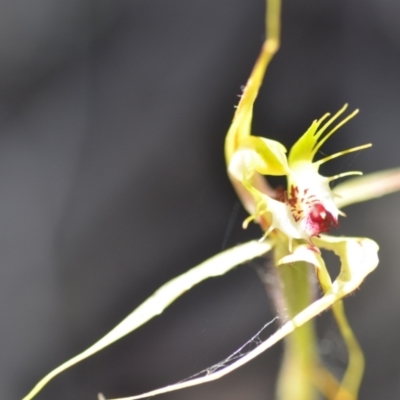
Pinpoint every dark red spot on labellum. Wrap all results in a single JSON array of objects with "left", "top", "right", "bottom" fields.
[{"left": 309, "top": 203, "right": 338, "bottom": 236}]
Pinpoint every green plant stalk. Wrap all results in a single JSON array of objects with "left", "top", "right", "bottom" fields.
[{"left": 274, "top": 240, "right": 318, "bottom": 400}]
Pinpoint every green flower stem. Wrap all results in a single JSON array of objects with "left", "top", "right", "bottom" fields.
[{"left": 273, "top": 241, "right": 318, "bottom": 400}]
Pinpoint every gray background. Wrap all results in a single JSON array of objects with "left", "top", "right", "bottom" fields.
[{"left": 2, "top": 0, "right": 400, "bottom": 399}]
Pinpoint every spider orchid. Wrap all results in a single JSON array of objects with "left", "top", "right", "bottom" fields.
[
  {"left": 22, "top": 1, "right": 400, "bottom": 400},
  {"left": 226, "top": 98, "right": 377, "bottom": 399},
  {"left": 228, "top": 103, "right": 369, "bottom": 245}
]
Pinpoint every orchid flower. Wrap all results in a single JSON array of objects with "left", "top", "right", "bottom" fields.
[{"left": 22, "top": 1, "right": 400, "bottom": 400}]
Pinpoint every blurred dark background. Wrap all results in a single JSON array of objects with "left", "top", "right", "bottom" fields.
[{"left": 3, "top": 0, "right": 400, "bottom": 399}]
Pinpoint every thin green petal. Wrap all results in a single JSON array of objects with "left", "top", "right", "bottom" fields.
[
  {"left": 105, "top": 235, "right": 378, "bottom": 400},
  {"left": 22, "top": 240, "right": 272, "bottom": 400},
  {"left": 224, "top": 0, "right": 280, "bottom": 163},
  {"left": 334, "top": 167, "right": 400, "bottom": 209}
]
